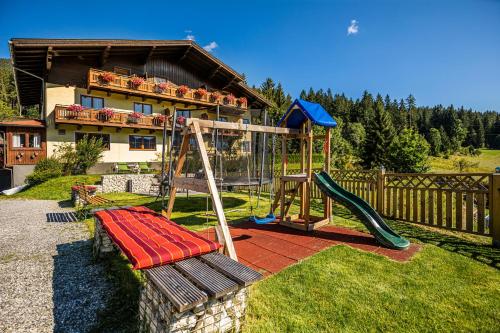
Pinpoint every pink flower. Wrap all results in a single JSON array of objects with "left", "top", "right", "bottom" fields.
[
  {"left": 156, "top": 82, "right": 169, "bottom": 93},
  {"left": 237, "top": 97, "right": 247, "bottom": 105},
  {"left": 176, "top": 115, "right": 186, "bottom": 125},
  {"left": 210, "top": 92, "right": 221, "bottom": 102},
  {"left": 99, "top": 108, "right": 115, "bottom": 117},
  {"left": 99, "top": 72, "right": 115, "bottom": 83},
  {"left": 129, "top": 112, "right": 143, "bottom": 119},
  {"left": 67, "top": 104, "right": 85, "bottom": 112},
  {"left": 129, "top": 77, "right": 145, "bottom": 88},
  {"left": 176, "top": 85, "right": 189, "bottom": 96},
  {"left": 223, "top": 94, "right": 235, "bottom": 104},
  {"left": 195, "top": 88, "right": 207, "bottom": 98}
]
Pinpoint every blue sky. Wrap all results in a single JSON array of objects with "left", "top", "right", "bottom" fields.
[{"left": 1, "top": 0, "right": 499, "bottom": 111}]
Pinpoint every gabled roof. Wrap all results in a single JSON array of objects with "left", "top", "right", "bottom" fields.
[
  {"left": 9, "top": 38, "right": 272, "bottom": 108},
  {"left": 277, "top": 99, "right": 337, "bottom": 129}
]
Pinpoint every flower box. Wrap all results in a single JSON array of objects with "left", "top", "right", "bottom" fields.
[
  {"left": 66, "top": 104, "right": 85, "bottom": 118},
  {"left": 194, "top": 88, "right": 207, "bottom": 99},
  {"left": 237, "top": 97, "right": 247, "bottom": 107},
  {"left": 210, "top": 92, "right": 221, "bottom": 103},
  {"left": 128, "top": 112, "right": 143, "bottom": 124},
  {"left": 155, "top": 82, "right": 170, "bottom": 93},
  {"left": 99, "top": 72, "right": 115, "bottom": 84},
  {"left": 153, "top": 114, "right": 166, "bottom": 126},
  {"left": 129, "top": 77, "right": 145, "bottom": 89},
  {"left": 176, "top": 85, "right": 189, "bottom": 96},
  {"left": 223, "top": 94, "right": 235, "bottom": 105},
  {"left": 98, "top": 108, "right": 115, "bottom": 121}
]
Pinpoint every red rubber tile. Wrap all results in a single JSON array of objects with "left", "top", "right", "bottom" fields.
[{"left": 252, "top": 253, "right": 297, "bottom": 274}]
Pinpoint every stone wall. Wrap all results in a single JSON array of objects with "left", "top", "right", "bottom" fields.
[
  {"left": 93, "top": 217, "right": 248, "bottom": 333},
  {"left": 100, "top": 174, "right": 156, "bottom": 194}
]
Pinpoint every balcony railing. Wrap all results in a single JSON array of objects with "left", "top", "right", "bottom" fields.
[
  {"left": 87, "top": 68, "right": 248, "bottom": 109},
  {"left": 54, "top": 105, "right": 169, "bottom": 130}
]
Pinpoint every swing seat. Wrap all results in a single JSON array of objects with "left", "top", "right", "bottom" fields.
[{"left": 249, "top": 213, "right": 276, "bottom": 225}]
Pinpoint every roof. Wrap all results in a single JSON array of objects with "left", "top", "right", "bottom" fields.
[
  {"left": 277, "top": 99, "right": 337, "bottom": 129},
  {"left": 9, "top": 38, "right": 272, "bottom": 108},
  {"left": 0, "top": 119, "right": 45, "bottom": 128}
]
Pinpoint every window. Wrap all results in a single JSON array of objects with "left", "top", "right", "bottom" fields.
[
  {"left": 243, "top": 118, "right": 250, "bottom": 125},
  {"left": 129, "top": 135, "right": 156, "bottom": 150},
  {"left": 177, "top": 110, "right": 191, "bottom": 119},
  {"left": 58, "top": 129, "right": 66, "bottom": 136},
  {"left": 219, "top": 116, "right": 228, "bottom": 122},
  {"left": 12, "top": 133, "right": 25, "bottom": 148},
  {"left": 75, "top": 132, "right": 110, "bottom": 150},
  {"left": 81, "top": 95, "right": 104, "bottom": 109},
  {"left": 134, "top": 102, "right": 153, "bottom": 115},
  {"left": 29, "top": 134, "right": 41, "bottom": 148},
  {"left": 241, "top": 141, "right": 251, "bottom": 152}
]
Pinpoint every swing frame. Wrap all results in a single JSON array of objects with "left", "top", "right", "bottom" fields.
[{"left": 162, "top": 117, "right": 331, "bottom": 260}]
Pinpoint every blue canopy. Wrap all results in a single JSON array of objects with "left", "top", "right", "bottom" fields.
[{"left": 277, "top": 99, "right": 337, "bottom": 129}]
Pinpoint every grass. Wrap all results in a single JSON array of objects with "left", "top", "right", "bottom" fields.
[
  {"left": 429, "top": 149, "right": 500, "bottom": 173},
  {"left": 5, "top": 177, "right": 499, "bottom": 332},
  {"left": 2, "top": 175, "right": 101, "bottom": 201}
]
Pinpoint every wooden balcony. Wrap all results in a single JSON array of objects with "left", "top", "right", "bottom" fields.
[
  {"left": 87, "top": 68, "right": 248, "bottom": 109},
  {"left": 54, "top": 105, "right": 168, "bottom": 131}
]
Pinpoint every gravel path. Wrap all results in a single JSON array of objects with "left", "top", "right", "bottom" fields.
[{"left": 0, "top": 200, "right": 109, "bottom": 333}]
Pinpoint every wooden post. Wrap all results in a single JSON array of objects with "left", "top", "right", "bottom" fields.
[
  {"left": 191, "top": 121, "right": 237, "bottom": 260},
  {"left": 376, "top": 167, "right": 386, "bottom": 214},
  {"left": 490, "top": 173, "right": 500, "bottom": 248},
  {"left": 304, "top": 121, "right": 313, "bottom": 228},
  {"left": 324, "top": 128, "right": 331, "bottom": 221},
  {"left": 280, "top": 135, "right": 287, "bottom": 219}
]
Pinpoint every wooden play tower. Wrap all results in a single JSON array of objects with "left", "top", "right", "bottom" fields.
[{"left": 272, "top": 99, "right": 337, "bottom": 231}]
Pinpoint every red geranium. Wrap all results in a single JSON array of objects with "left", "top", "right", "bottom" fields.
[
  {"left": 99, "top": 108, "right": 115, "bottom": 118},
  {"left": 176, "top": 85, "right": 189, "bottom": 96},
  {"left": 237, "top": 97, "right": 247, "bottom": 106},
  {"left": 210, "top": 91, "right": 221, "bottom": 102},
  {"left": 99, "top": 72, "right": 115, "bottom": 84},
  {"left": 223, "top": 94, "right": 235, "bottom": 104},
  {"left": 129, "top": 112, "right": 143, "bottom": 119},
  {"left": 129, "top": 77, "right": 145, "bottom": 88},
  {"left": 176, "top": 115, "right": 186, "bottom": 125},
  {"left": 67, "top": 104, "right": 85, "bottom": 112},
  {"left": 156, "top": 82, "right": 169, "bottom": 93},
  {"left": 194, "top": 88, "right": 207, "bottom": 98},
  {"left": 154, "top": 114, "right": 166, "bottom": 123}
]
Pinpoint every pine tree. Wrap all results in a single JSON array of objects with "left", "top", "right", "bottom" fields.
[{"left": 363, "top": 97, "right": 395, "bottom": 168}]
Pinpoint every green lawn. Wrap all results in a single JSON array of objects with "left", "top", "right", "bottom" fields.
[
  {"left": 4, "top": 177, "right": 499, "bottom": 332},
  {"left": 429, "top": 149, "right": 500, "bottom": 173}
]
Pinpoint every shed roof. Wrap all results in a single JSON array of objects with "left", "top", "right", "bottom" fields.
[
  {"left": 277, "top": 99, "right": 337, "bottom": 129},
  {"left": 0, "top": 119, "right": 45, "bottom": 128}
]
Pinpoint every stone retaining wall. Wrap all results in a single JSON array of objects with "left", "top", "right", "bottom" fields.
[
  {"left": 93, "top": 217, "right": 248, "bottom": 333},
  {"left": 100, "top": 174, "right": 156, "bottom": 194}
]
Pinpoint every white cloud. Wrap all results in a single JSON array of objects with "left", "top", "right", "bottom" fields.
[
  {"left": 203, "top": 41, "right": 218, "bottom": 52},
  {"left": 347, "top": 19, "right": 359, "bottom": 35},
  {"left": 184, "top": 30, "right": 195, "bottom": 41}
]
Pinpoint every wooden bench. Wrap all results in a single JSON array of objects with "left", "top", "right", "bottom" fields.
[
  {"left": 93, "top": 210, "right": 262, "bottom": 332},
  {"left": 75, "top": 183, "right": 112, "bottom": 206}
]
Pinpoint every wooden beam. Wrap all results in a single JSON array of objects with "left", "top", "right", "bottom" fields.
[
  {"left": 144, "top": 46, "right": 156, "bottom": 63},
  {"left": 173, "top": 177, "right": 209, "bottom": 193},
  {"left": 223, "top": 77, "right": 237, "bottom": 90},
  {"left": 191, "top": 121, "right": 237, "bottom": 260},
  {"left": 178, "top": 45, "right": 192, "bottom": 63},
  {"left": 46, "top": 47, "right": 53, "bottom": 72},
  {"left": 99, "top": 46, "right": 111, "bottom": 67},
  {"left": 165, "top": 134, "right": 191, "bottom": 219},
  {"left": 186, "top": 119, "right": 299, "bottom": 135},
  {"left": 207, "top": 65, "right": 222, "bottom": 80}
]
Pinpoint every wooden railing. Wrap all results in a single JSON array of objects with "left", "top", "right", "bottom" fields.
[
  {"left": 257, "top": 168, "right": 499, "bottom": 240},
  {"left": 54, "top": 105, "right": 167, "bottom": 130},
  {"left": 8, "top": 148, "right": 46, "bottom": 166},
  {"left": 87, "top": 68, "right": 248, "bottom": 110}
]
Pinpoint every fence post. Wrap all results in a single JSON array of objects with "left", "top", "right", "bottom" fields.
[
  {"left": 491, "top": 173, "right": 500, "bottom": 248},
  {"left": 376, "top": 168, "right": 385, "bottom": 214}
]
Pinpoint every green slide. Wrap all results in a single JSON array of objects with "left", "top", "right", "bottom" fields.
[{"left": 314, "top": 171, "right": 410, "bottom": 250}]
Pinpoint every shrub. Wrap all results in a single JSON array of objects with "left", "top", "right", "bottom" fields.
[
  {"left": 26, "top": 157, "right": 63, "bottom": 185},
  {"left": 387, "top": 128, "right": 430, "bottom": 173},
  {"left": 53, "top": 135, "right": 105, "bottom": 174}
]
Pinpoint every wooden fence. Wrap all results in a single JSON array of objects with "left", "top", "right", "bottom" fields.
[{"left": 257, "top": 168, "right": 499, "bottom": 242}]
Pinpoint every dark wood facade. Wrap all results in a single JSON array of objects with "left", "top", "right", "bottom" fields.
[{"left": 0, "top": 120, "right": 46, "bottom": 168}]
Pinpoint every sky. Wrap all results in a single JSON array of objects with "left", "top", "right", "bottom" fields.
[{"left": 1, "top": 0, "right": 499, "bottom": 111}]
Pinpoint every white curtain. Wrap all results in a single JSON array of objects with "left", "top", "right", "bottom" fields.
[
  {"left": 12, "top": 134, "right": 22, "bottom": 148},
  {"left": 31, "top": 134, "right": 41, "bottom": 148}
]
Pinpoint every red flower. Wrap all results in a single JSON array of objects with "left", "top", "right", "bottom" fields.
[
  {"left": 67, "top": 104, "right": 85, "bottom": 112},
  {"left": 223, "top": 94, "right": 235, "bottom": 104},
  {"left": 176, "top": 85, "right": 189, "bottom": 96},
  {"left": 176, "top": 115, "right": 186, "bottom": 125},
  {"left": 156, "top": 82, "right": 169, "bottom": 93},
  {"left": 99, "top": 108, "right": 115, "bottom": 118},
  {"left": 129, "top": 112, "right": 143, "bottom": 119},
  {"left": 210, "top": 92, "right": 221, "bottom": 102},
  {"left": 129, "top": 77, "right": 145, "bottom": 88},
  {"left": 99, "top": 72, "right": 115, "bottom": 83},
  {"left": 237, "top": 97, "right": 247, "bottom": 105},
  {"left": 154, "top": 114, "right": 166, "bottom": 123},
  {"left": 195, "top": 88, "right": 207, "bottom": 98}
]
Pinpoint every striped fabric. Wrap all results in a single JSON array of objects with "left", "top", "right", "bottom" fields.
[{"left": 95, "top": 206, "right": 221, "bottom": 270}]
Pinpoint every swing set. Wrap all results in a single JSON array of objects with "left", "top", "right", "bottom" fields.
[{"left": 161, "top": 99, "right": 336, "bottom": 260}]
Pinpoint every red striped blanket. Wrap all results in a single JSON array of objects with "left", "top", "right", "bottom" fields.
[{"left": 94, "top": 206, "right": 221, "bottom": 270}]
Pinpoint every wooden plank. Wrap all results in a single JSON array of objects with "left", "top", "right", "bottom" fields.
[
  {"left": 187, "top": 118, "right": 299, "bottom": 135},
  {"left": 477, "top": 193, "right": 486, "bottom": 235},
  {"left": 393, "top": 187, "right": 398, "bottom": 219},
  {"left": 420, "top": 189, "right": 426, "bottom": 224},
  {"left": 428, "top": 189, "right": 434, "bottom": 225},
  {"left": 436, "top": 190, "right": 443, "bottom": 227},
  {"left": 466, "top": 192, "right": 474, "bottom": 232},
  {"left": 386, "top": 187, "right": 392, "bottom": 217},
  {"left": 413, "top": 189, "right": 419, "bottom": 223},
  {"left": 200, "top": 252, "right": 262, "bottom": 287},
  {"left": 173, "top": 177, "right": 209, "bottom": 193},
  {"left": 146, "top": 265, "right": 208, "bottom": 312},
  {"left": 405, "top": 188, "right": 411, "bottom": 221},
  {"left": 164, "top": 133, "right": 190, "bottom": 219},
  {"left": 456, "top": 192, "right": 463, "bottom": 230},
  {"left": 191, "top": 121, "right": 237, "bottom": 260},
  {"left": 398, "top": 187, "right": 404, "bottom": 219},
  {"left": 174, "top": 258, "right": 239, "bottom": 298},
  {"left": 446, "top": 192, "right": 453, "bottom": 228}
]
